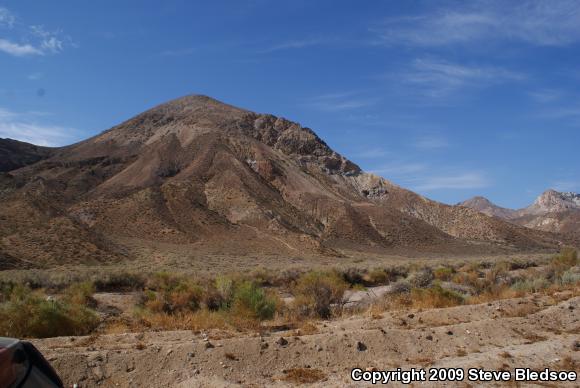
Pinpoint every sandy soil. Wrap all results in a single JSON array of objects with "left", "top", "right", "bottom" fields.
[{"left": 32, "top": 292, "right": 579, "bottom": 387}]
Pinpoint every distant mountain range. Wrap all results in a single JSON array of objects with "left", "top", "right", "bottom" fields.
[
  {"left": 460, "top": 190, "right": 580, "bottom": 237},
  {"left": 0, "top": 95, "right": 574, "bottom": 269}
]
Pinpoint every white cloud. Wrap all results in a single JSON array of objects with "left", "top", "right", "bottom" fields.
[
  {"left": 30, "top": 25, "right": 65, "bottom": 54},
  {"left": 0, "top": 9, "right": 70, "bottom": 57},
  {"left": 0, "top": 7, "right": 15, "bottom": 27},
  {"left": 0, "top": 38, "right": 42, "bottom": 56},
  {"left": 0, "top": 108, "right": 78, "bottom": 146},
  {"left": 302, "top": 92, "right": 377, "bottom": 112},
  {"left": 414, "top": 172, "right": 490, "bottom": 191},
  {"left": 373, "top": 0, "right": 580, "bottom": 47}
]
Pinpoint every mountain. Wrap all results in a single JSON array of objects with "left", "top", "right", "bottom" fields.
[
  {"left": 0, "top": 138, "right": 53, "bottom": 172},
  {"left": 458, "top": 196, "right": 517, "bottom": 219},
  {"left": 460, "top": 190, "right": 580, "bottom": 237},
  {"left": 0, "top": 95, "right": 568, "bottom": 269}
]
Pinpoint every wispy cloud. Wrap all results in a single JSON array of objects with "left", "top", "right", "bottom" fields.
[
  {"left": 0, "top": 7, "right": 15, "bottom": 27},
  {"left": 27, "top": 72, "right": 43, "bottom": 80},
  {"left": 413, "top": 172, "right": 490, "bottom": 191},
  {"left": 413, "top": 135, "right": 449, "bottom": 149},
  {"left": 261, "top": 37, "right": 330, "bottom": 53},
  {"left": 372, "top": 0, "right": 580, "bottom": 47},
  {"left": 0, "top": 7, "right": 71, "bottom": 57},
  {"left": 160, "top": 47, "right": 196, "bottom": 57},
  {"left": 369, "top": 156, "right": 490, "bottom": 191},
  {"left": 369, "top": 162, "right": 427, "bottom": 176},
  {"left": 302, "top": 92, "right": 377, "bottom": 112},
  {"left": 0, "top": 108, "right": 78, "bottom": 146},
  {"left": 351, "top": 148, "right": 390, "bottom": 159},
  {"left": 551, "top": 180, "right": 580, "bottom": 192},
  {"left": 392, "top": 58, "right": 523, "bottom": 99},
  {"left": 528, "top": 89, "right": 563, "bottom": 103}
]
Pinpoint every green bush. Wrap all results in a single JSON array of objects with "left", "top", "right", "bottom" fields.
[
  {"left": 215, "top": 276, "right": 235, "bottom": 309},
  {"left": 292, "top": 271, "right": 347, "bottom": 319},
  {"left": 410, "top": 284, "right": 465, "bottom": 308},
  {"left": 0, "top": 285, "right": 99, "bottom": 338},
  {"left": 65, "top": 281, "right": 96, "bottom": 307},
  {"left": 559, "top": 270, "right": 580, "bottom": 286},
  {"left": 433, "top": 267, "right": 455, "bottom": 281},
  {"left": 551, "top": 247, "right": 578, "bottom": 274},
  {"left": 232, "top": 281, "right": 277, "bottom": 320},
  {"left": 511, "top": 278, "right": 550, "bottom": 293}
]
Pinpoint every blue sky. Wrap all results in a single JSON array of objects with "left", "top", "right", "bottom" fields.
[{"left": 1, "top": 0, "right": 579, "bottom": 208}]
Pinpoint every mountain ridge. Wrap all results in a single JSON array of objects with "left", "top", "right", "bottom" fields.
[
  {"left": 0, "top": 95, "right": 571, "bottom": 268},
  {"left": 460, "top": 189, "right": 580, "bottom": 236}
]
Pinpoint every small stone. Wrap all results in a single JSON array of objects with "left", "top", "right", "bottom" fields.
[
  {"left": 426, "top": 335, "right": 433, "bottom": 341},
  {"left": 260, "top": 343, "right": 269, "bottom": 350},
  {"left": 356, "top": 341, "right": 367, "bottom": 352},
  {"left": 276, "top": 337, "right": 288, "bottom": 346},
  {"left": 205, "top": 341, "right": 214, "bottom": 349},
  {"left": 407, "top": 314, "right": 415, "bottom": 319},
  {"left": 366, "top": 367, "right": 378, "bottom": 372},
  {"left": 446, "top": 330, "right": 454, "bottom": 336},
  {"left": 572, "top": 340, "right": 580, "bottom": 351}
]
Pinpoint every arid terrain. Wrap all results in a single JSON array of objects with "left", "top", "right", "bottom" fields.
[
  {"left": 33, "top": 283, "right": 579, "bottom": 387},
  {"left": 1, "top": 95, "right": 579, "bottom": 387}
]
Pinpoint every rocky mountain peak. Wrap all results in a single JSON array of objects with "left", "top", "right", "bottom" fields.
[{"left": 532, "top": 189, "right": 580, "bottom": 213}]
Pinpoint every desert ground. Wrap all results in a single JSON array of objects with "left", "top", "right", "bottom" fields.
[
  {"left": 1, "top": 251, "right": 575, "bottom": 387},
  {"left": 33, "top": 287, "right": 578, "bottom": 387}
]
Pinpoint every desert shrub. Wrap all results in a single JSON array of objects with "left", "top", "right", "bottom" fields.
[
  {"left": 407, "top": 267, "right": 434, "bottom": 288},
  {"left": 559, "top": 269, "right": 580, "bottom": 285},
  {"left": 389, "top": 279, "right": 411, "bottom": 294},
  {"left": 202, "top": 284, "right": 224, "bottom": 311},
  {"left": 340, "top": 268, "right": 366, "bottom": 286},
  {"left": 65, "top": 281, "right": 96, "bottom": 307},
  {"left": 215, "top": 276, "right": 235, "bottom": 309},
  {"left": 511, "top": 278, "right": 550, "bottom": 293},
  {"left": 248, "top": 268, "right": 275, "bottom": 286},
  {"left": 362, "top": 268, "right": 388, "bottom": 286},
  {"left": 452, "top": 270, "right": 480, "bottom": 289},
  {"left": 485, "top": 261, "right": 511, "bottom": 285},
  {"left": 433, "top": 267, "right": 455, "bottom": 281},
  {"left": 439, "top": 281, "right": 475, "bottom": 296},
  {"left": 410, "top": 284, "right": 465, "bottom": 308},
  {"left": 231, "top": 281, "right": 277, "bottom": 320},
  {"left": 143, "top": 281, "right": 203, "bottom": 314},
  {"left": 93, "top": 271, "right": 145, "bottom": 292},
  {"left": 292, "top": 271, "right": 347, "bottom": 319},
  {"left": 0, "top": 285, "right": 99, "bottom": 338},
  {"left": 550, "top": 247, "right": 578, "bottom": 274}
]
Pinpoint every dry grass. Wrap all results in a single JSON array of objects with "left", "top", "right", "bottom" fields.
[
  {"left": 134, "top": 309, "right": 261, "bottom": 332},
  {"left": 281, "top": 368, "right": 326, "bottom": 384},
  {"left": 292, "top": 322, "right": 319, "bottom": 336}
]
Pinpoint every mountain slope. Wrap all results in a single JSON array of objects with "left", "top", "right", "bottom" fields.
[
  {"left": 460, "top": 190, "right": 580, "bottom": 237},
  {"left": 0, "top": 95, "right": 567, "bottom": 267},
  {"left": 0, "top": 138, "right": 53, "bottom": 172}
]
